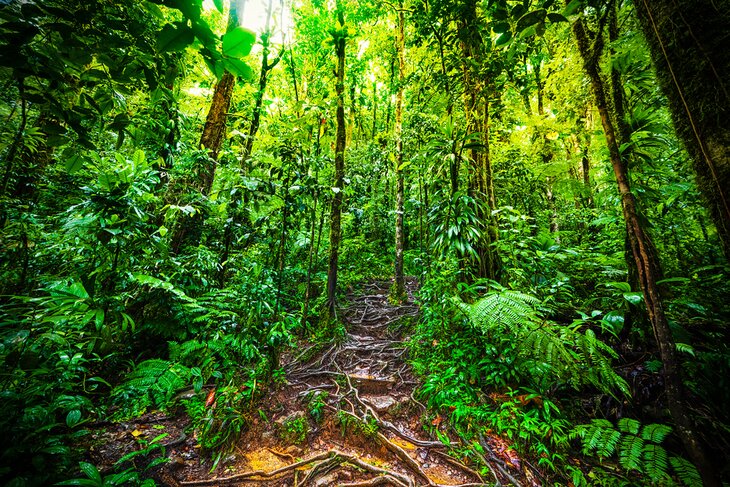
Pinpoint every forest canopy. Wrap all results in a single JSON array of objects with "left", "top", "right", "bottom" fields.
[{"left": 1, "top": 0, "right": 729, "bottom": 485}]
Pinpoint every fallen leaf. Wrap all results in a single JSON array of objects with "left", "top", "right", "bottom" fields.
[
  {"left": 205, "top": 389, "right": 216, "bottom": 408},
  {"left": 131, "top": 429, "right": 143, "bottom": 437}
]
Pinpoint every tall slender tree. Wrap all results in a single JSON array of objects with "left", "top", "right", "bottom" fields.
[
  {"left": 392, "top": 0, "right": 407, "bottom": 301},
  {"left": 242, "top": 0, "right": 284, "bottom": 162},
  {"left": 326, "top": 0, "right": 347, "bottom": 313}
]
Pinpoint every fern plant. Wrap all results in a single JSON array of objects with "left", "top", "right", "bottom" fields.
[
  {"left": 456, "top": 291, "right": 630, "bottom": 396},
  {"left": 573, "top": 419, "right": 701, "bottom": 486},
  {"left": 111, "top": 359, "right": 191, "bottom": 418}
]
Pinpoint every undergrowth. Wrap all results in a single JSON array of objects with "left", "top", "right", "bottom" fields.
[{"left": 409, "top": 249, "right": 727, "bottom": 486}]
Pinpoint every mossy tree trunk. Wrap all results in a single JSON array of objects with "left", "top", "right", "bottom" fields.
[
  {"left": 634, "top": 0, "right": 730, "bottom": 261},
  {"left": 326, "top": 2, "right": 347, "bottom": 314},
  {"left": 457, "top": 0, "right": 499, "bottom": 281}
]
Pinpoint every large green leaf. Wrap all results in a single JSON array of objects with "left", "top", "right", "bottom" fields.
[
  {"left": 563, "top": 0, "right": 583, "bottom": 16},
  {"left": 64, "top": 151, "right": 87, "bottom": 174},
  {"left": 222, "top": 27, "right": 256, "bottom": 58},
  {"left": 223, "top": 58, "right": 254, "bottom": 80},
  {"left": 191, "top": 19, "right": 218, "bottom": 50},
  {"left": 516, "top": 9, "right": 547, "bottom": 33},
  {"left": 547, "top": 13, "right": 568, "bottom": 23},
  {"left": 495, "top": 30, "right": 512, "bottom": 47},
  {"left": 156, "top": 22, "right": 195, "bottom": 52},
  {"left": 491, "top": 21, "right": 510, "bottom": 34}
]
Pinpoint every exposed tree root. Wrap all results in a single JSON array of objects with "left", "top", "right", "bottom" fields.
[
  {"left": 337, "top": 476, "right": 410, "bottom": 487},
  {"left": 179, "top": 450, "right": 416, "bottom": 487}
]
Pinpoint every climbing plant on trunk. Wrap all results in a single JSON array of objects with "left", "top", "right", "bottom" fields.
[
  {"left": 570, "top": 7, "right": 720, "bottom": 486},
  {"left": 326, "top": 1, "right": 347, "bottom": 314}
]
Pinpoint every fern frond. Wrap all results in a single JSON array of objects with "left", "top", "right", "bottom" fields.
[
  {"left": 618, "top": 435, "right": 644, "bottom": 471},
  {"left": 460, "top": 291, "right": 538, "bottom": 332},
  {"left": 459, "top": 291, "right": 628, "bottom": 397},
  {"left": 669, "top": 456, "right": 702, "bottom": 487},
  {"left": 598, "top": 428, "right": 621, "bottom": 459},
  {"left": 643, "top": 444, "right": 670, "bottom": 483},
  {"left": 641, "top": 423, "right": 672, "bottom": 444},
  {"left": 578, "top": 419, "right": 615, "bottom": 455},
  {"left": 112, "top": 359, "right": 191, "bottom": 414},
  {"left": 586, "top": 423, "right": 606, "bottom": 453},
  {"left": 618, "top": 418, "right": 641, "bottom": 435}
]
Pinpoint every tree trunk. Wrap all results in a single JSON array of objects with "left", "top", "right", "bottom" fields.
[
  {"left": 326, "top": 3, "right": 347, "bottom": 314},
  {"left": 571, "top": 10, "right": 720, "bottom": 486},
  {"left": 634, "top": 0, "right": 730, "bottom": 261},
  {"left": 173, "top": 1, "right": 241, "bottom": 254},
  {"left": 198, "top": 71, "right": 235, "bottom": 195},
  {"left": 392, "top": 3, "right": 406, "bottom": 301},
  {"left": 1, "top": 92, "right": 26, "bottom": 200}
]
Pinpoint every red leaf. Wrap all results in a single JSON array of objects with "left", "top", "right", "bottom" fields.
[{"left": 205, "top": 389, "right": 216, "bottom": 408}]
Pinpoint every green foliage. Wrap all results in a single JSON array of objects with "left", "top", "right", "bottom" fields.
[
  {"left": 278, "top": 415, "right": 310, "bottom": 445},
  {"left": 186, "top": 382, "right": 253, "bottom": 459},
  {"left": 410, "top": 276, "right": 571, "bottom": 470},
  {"left": 1, "top": 0, "right": 730, "bottom": 483},
  {"left": 305, "top": 391, "right": 328, "bottom": 424},
  {"left": 335, "top": 410, "right": 378, "bottom": 439},
  {"left": 222, "top": 27, "right": 256, "bottom": 58},
  {"left": 110, "top": 359, "right": 191, "bottom": 419},
  {"left": 57, "top": 433, "right": 165, "bottom": 487},
  {"left": 573, "top": 419, "right": 698, "bottom": 486},
  {"left": 457, "top": 289, "right": 630, "bottom": 396},
  {"left": 56, "top": 461, "right": 153, "bottom": 487}
]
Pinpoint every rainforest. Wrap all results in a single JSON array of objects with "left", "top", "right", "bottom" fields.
[{"left": 1, "top": 0, "right": 729, "bottom": 485}]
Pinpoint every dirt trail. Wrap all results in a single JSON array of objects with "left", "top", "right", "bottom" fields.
[
  {"left": 88, "top": 279, "right": 519, "bottom": 486},
  {"left": 175, "top": 278, "right": 487, "bottom": 486}
]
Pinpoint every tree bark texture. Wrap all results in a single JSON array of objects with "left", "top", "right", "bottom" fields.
[
  {"left": 634, "top": 0, "right": 730, "bottom": 261},
  {"left": 326, "top": 4, "right": 347, "bottom": 313},
  {"left": 197, "top": 0, "right": 242, "bottom": 194},
  {"left": 198, "top": 72, "right": 235, "bottom": 195},
  {"left": 175, "top": 0, "right": 241, "bottom": 254},
  {"left": 393, "top": 4, "right": 406, "bottom": 301},
  {"left": 572, "top": 11, "right": 720, "bottom": 487}
]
